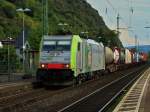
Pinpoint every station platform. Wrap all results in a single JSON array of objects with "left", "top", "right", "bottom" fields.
[
  {"left": 139, "top": 69, "right": 150, "bottom": 112},
  {"left": 113, "top": 67, "right": 150, "bottom": 112}
]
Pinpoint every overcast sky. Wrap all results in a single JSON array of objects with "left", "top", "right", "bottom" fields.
[{"left": 87, "top": 0, "right": 150, "bottom": 46}]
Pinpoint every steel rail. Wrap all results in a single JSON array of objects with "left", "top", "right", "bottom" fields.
[
  {"left": 98, "top": 67, "right": 146, "bottom": 112},
  {"left": 57, "top": 66, "right": 146, "bottom": 112}
]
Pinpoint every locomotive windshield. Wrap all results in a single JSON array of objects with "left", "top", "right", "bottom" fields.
[{"left": 42, "top": 40, "right": 71, "bottom": 51}]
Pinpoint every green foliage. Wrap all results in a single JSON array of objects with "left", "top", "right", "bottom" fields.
[
  {"left": 97, "top": 29, "right": 123, "bottom": 48},
  {"left": 0, "top": 26, "right": 5, "bottom": 39},
  {"left": 0, "top": 0, "right": 123, "bottom": 50},
  {"left": 0, "top": 46, "right": 21, "bottom": 72},
  {"left": 28, "top": 24, "right": 43, "bottom": 50},
  {"left": 0, "top": 1, "right": 16, "bottom": 18}
]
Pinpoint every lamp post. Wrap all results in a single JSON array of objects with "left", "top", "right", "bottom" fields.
[
  {"left": 80, "top": 31, "right": 89, "bottom": 39},
  {"left": 7, "top": 37, "right": 12, "bottom": 81},
  {"left": 58, "top": 23, "right": 68, "bottom": 26},
  {"left": 58, "top": 23, "right": 68, "bottom": 31},
  {"left": 16, "top": 8, "right": 31, "bottom": 74}
]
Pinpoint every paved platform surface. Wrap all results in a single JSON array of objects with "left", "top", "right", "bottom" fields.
[
  {"left": 139, "top": 69, "right": 150, "bottom": 112},
  {"left": 113, "top": 67, "right": 150, "bottom": 112}
]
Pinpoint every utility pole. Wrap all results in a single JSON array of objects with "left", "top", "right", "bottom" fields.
[
  {"left": 117, "top": 13, "right": 120, "bottom": 37},
  {"left": 8, "top": 38, "right": 10, "bottom": 81},
  {"left": 42, "top": 0, "right": 49, "bottom": 35},
  {"left": 7, "top": 37, "right": 12, "bottom": 81},
  {"left": 135, "top": 35, "right": 139, "bottom": 62},
  {"left": 16, "top": 8, "right": 31, "bottom": 75},
  {"left": 135, "top": 35, "right": 138, "bottom": 51}
]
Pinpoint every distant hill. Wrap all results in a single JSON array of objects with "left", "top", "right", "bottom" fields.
[
  {"left": 127, "top": 45, "right": 150, "bottom": 53},
  {"left": 0, "top": 0, "right": 123, "bottom": 49}
]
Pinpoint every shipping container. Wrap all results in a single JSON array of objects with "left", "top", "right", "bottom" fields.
[
  {"left": 105, "top": 47, "right": 114, "bottom": 64},
  {"left": 120, "top": 49, "right": 125, "bottom": 64},
  {"left": 139, "top": 52, "right": 148, "bottom": 62},
  {"left": 125, "top": 49, "right": 132, "bottom": 64},
  {"left": 113, "top": 48, "right": 120, "bottom": 64}
]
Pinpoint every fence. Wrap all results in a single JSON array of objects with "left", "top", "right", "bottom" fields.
[
  {"left": 0, "top": 47, "right": 39, "bottom": 79},
  {"left": 24, "top": 50, "right": 39, "bottom": 76}
]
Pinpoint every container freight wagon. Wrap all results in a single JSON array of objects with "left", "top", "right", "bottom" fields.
[
  {"left": 130, "top": 50, "right": 139, "bottom": 63},
  {"left": 105, "top": 47, "right": 118, "bottom": 72},
  {"left": 113, "top": 47, "right": 120, "bottom": 64},
  {"left": 105, "top": 47, "right": 126, "bottom": 72},
  {"left": 119, "top": 48, "right": 125, "bottom": 64},
  {"left": 114, "top": 48, "right": 126, "bottom": 70},
  {"left": 125, "top": 49, "right": 132, "bottom": 64},
  {"left": 139, "top": 52, "right": 148, "bottom": 62},
  {"left": 36, "top": 35, "right": 105, "bottom": 85}
]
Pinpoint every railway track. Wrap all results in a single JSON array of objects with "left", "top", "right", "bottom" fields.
[
  {"left": 0, "top": 65, "right": 147, "bottom": 112},
  {"left": 0, "top": 86, "right": 69, "bottom": 112},
  {"left": 0, "top": 81, "right": 33, "bottom": 98},
  {"left": 57, "top": 65, "right": 148, "bottom": 112},
  {"left": 25, "top": 66, "right": 148, "bottom": 112},
  {"left": 113, "top": 67, "right": 150, "bottom": 112}
]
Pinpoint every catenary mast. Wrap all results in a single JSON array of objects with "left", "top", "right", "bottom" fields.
[{"left": 42, "top": 0, "right": 49, "bottom": 35}]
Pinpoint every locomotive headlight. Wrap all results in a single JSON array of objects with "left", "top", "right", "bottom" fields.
[
  {"left": 41, "top": 64, "right": 45, "bottom": 68},
  {"left": 65, "top": 64, "right": 70, "bottom": 68}
]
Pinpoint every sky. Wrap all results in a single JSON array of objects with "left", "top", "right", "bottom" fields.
[{"left": 87, "top": 0, "right": 150, "bottom": 46}]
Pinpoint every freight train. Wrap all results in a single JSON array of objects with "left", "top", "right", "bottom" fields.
[{"left": 36, "top": 35, "right": 148, "bottom": 86}]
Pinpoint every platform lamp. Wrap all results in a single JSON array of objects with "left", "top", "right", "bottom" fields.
[
  {"left": 80, "top": 31, "right": 89, "bottom": 39},
  {"left": 58, "top": 23, "right": 69, "bottom": 32},
  {"left": 7, "top": 37, "right": 12, "bottom": 81},
  {"left": 16, "top": 8, "right": 31, "bottom": 74}
]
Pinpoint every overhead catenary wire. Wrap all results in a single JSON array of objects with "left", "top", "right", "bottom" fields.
[
  {"left": 105, "top": 0, "right": 137, "bottom": 47},
  {"left": 105, "top": 0, "right": 130, "bottom": 29},
  {"left": 105, "top": 7, "right": 114, "bottom": 24},
  {"left": 127, "top": 0, "right": 135, "bottom": 37},
  {"left": 128, "top": 0, "right": 134, "bottom": 28},
  {"left": 104, "top": 0, "right": 117, "bottom": 25},
  {"left": 106, "top": 0, "right": 117, "bottom": 13}
]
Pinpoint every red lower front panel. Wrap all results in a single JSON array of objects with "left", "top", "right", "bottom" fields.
[
  {"left": 48, "top": 64, "right": 65, "bottom": 69},
  {"left": 40, "top": 63, "right": 70, "bottom": 69}
]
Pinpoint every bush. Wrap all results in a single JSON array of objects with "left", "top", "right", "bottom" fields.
[
  {"left": 1, "top": 1, "right": 16, "bottom": 18},
  {"left": 0, "top": 26, "right": 5, "bottom": 39},
  {"left": 0, "top": 46, "right": 21, "bottom": 72}
]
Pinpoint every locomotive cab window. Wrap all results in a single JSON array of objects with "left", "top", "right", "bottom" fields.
[
  {"left": 42, "top": 40, "right": 71, "bottom": 51},
  {"left": 57, "top": 40, "right": 71, "bottom": 51},
  {"left": 43, "top": 41, "right": 56, "bottom": 51}
]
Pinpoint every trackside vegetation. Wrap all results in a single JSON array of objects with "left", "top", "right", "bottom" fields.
[{"left": 0, "top": 0, "right": 123, "bottom": 49}]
